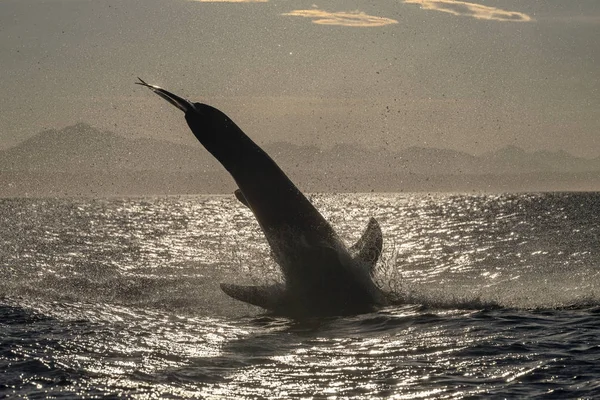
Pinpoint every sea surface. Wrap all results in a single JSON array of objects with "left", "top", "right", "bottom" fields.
[{"left": 1, "top": 192, "right": 600, "bottom": 398}]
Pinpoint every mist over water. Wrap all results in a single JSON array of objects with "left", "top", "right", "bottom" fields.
[{"left": 2, "top": 193, "right": 600, "bottom": 397}]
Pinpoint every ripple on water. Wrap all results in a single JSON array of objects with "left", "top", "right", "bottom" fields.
[{"left": 2, "top": 193, "right": 600, "bottom": 397}]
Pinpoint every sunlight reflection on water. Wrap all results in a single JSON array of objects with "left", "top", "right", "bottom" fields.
[{"left": 2, "top": 193, "right": 600, "bottom": 397}]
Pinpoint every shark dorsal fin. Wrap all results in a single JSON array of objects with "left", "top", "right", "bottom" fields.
[
  {"left": 350, "top": 217, "right": 383, "bottom": 275},
  {"left": 234, "top": 189, "right": 250, "bottom": 208}
]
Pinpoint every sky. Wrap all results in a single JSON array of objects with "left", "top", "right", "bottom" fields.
[{"left": 0, "top": 0, "right": 599, "bottom": 157}]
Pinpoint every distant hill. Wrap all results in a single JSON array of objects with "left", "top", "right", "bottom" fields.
[
  {"left": 1, "top": 123, "right": 600, "bottom": 196},
  {"left": 0, "top": 123, "right": 219, "bottom": 173}
]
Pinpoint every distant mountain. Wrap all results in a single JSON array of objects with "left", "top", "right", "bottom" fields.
[
  {"left": 0, "top": 123, "right": 220, "bottom": 172},
  {"left": 1, "top": 123, "right": 600, "bottom": 196},
  {"left": 482, "top": 145, "right": 600, "bottom": 173}
]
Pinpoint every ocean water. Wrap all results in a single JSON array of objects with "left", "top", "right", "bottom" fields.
[{"left": 1, "top": 192, "right": 600, "bottom": 398}]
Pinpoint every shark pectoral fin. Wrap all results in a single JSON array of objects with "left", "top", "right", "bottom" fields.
[
  {"left": 220, "top": 282, "right": 286, "bottom": 310},
  {"left": 234, "top": 189, "right": 250, "bottom": 208},
  {"left": 350, "top": 217, "right": 383, "bottom": 274}
]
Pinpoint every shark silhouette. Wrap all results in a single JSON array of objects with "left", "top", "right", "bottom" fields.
[{"left": 137, "top": 79, "right": 387, "bottom": 317}]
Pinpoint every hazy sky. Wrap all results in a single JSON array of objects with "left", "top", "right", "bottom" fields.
[{"left": 1, "top": 0, "right": 599, "bottom": 157}]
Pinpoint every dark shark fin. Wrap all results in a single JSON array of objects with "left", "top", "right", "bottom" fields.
[
  {"left": 220, "top": 282, "right": 286, "bottom": 310},
  {"left": 350, "top": 217, "right": 383, "bottom": 274},
  {"left": 234, "top": 189, "right": 250, "bottom": 208}
]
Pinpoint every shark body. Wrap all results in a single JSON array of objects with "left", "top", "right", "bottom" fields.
[{"left": 138, "top": 79, "right": 387, "bottom": 317}]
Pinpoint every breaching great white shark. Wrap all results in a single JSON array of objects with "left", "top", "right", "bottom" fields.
[{"left": 137, "top": 79, "right": 388, "bottom": 317}]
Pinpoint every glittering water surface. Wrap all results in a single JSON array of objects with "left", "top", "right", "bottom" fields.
[{"left": 2, "top": 193, "right": 600, "bottom": 398}]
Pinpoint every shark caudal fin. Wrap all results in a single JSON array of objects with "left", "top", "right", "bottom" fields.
[
  {"left": 350, "top": 217, "right": 383, "bottom": 274},
  {"left": 220, "top": 282, "right": 287, "bottom": 310}
]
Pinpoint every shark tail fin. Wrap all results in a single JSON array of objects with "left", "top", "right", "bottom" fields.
[{"left": 350, "top": 217, "right": 383, "bottom": 275}]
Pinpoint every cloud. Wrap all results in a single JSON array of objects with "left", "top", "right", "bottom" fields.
[
  {"left": 189, "top": 0, "right": 268, "bottom": 2},
  {"left": 282, "top": 9, "right": 398, "bottom": 27},
  {"left": 404, "top": 0, "right": 532, "bottom": 22}
]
